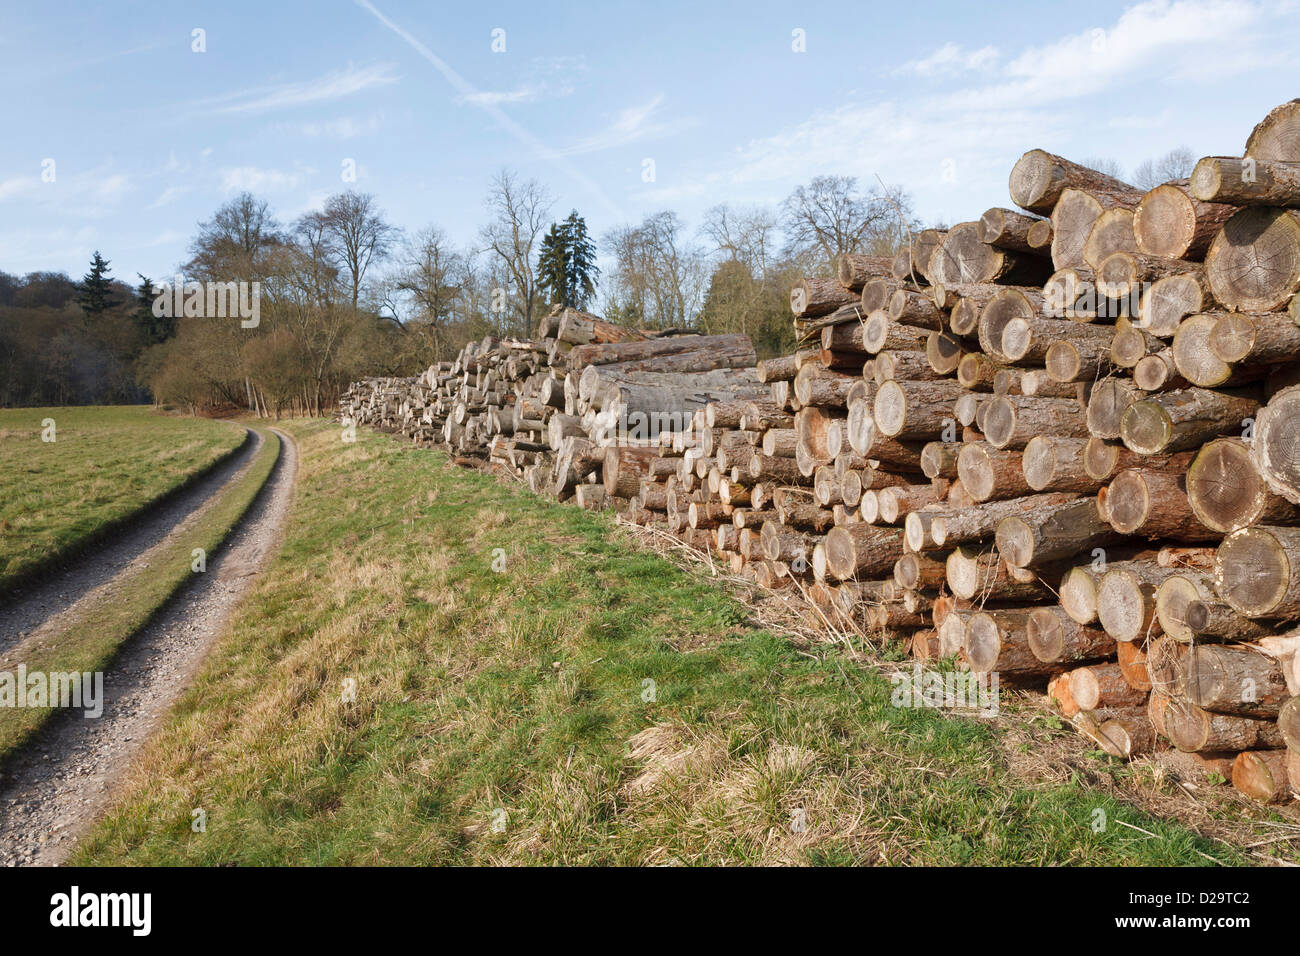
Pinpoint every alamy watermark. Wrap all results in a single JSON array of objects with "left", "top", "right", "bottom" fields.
[
  {"left": 152, "top": 276, "right": 260, "bottom": 328},
  {"left": 0, "top": 665, "right": 103, "bottom": 718},
  {"left": 890, "top": 662, "right": 999, "bottom": 718}
]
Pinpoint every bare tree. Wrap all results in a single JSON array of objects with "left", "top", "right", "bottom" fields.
[
  {"left": 480, "top": 170, "right": 553, "bottom": 337},
  {"left": 1131, "top": 146, "right": 1197, "bottom": 190},
  {"left": 700, "top": 204, "right": 779, "bottom": 279},
  {"left": 1082, "top": 157, "right": 1128, "bottom": 183},
  {"left": 186, "top": 192, "right": 284, "bottom": 280},
  {"left": 602, "top": 212, "right": 707, "bottom": 330},
  {"left": 321, "top": 191, "right": 401, "bottom": 310},
  {"left": 780, "top": 176, "right": 912, "bottom": 273}
]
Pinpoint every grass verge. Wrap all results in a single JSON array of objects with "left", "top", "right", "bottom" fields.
[
  {"left": 72, "top": 419, "right": 1243, "bottom": 865},
  {"left": 0, "top": 429, "right": 280, "bottom": 763},
  {"left": 0, "top": 406, "right": 247, "bottom": 593}
]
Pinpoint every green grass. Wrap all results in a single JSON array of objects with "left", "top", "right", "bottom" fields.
[
  {"left": 0, "top": 406, "right": 247, "bottom": 592},
  {"left": 72, "top": 419, "right": 1243, "bottom": 866},
  {"left": 0, "top": 429, "right": 281, "bottom": 762}
]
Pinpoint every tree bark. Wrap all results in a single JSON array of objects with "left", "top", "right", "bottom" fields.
[{"left": 1134, "top": 179, "right": 1236, "bottom": 260}]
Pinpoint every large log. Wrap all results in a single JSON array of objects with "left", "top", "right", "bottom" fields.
[
  {"left": 964, "top": 609, "right": 1054, "bottom": 676},
  {"left": 1119, "top": 387, "right": 1259, "bottom": 456},
  {"left": 996, "top": 496, "right": 1114, "bottom": 569},
  {"left": 567, "top": 334, "right": 756, "bottom": 372},
  {"left": 1163, "top": 699, "right": 1283, "bottom": 753},
  {"left": 1096, "top": 560, "right": 1177, "bottom": 642},
  {"left": 981, "top": 395, "right": 1089, "bottom": 450},
  {"left": 1184, "top": 643, "right": 1288, "bottom": 718},
  {"left": 1082, "top": 207, "right": 1137, "bottom": 270},
  {"left": 1133, "top": 180, "right": 1236, "bottom": 260},
  {"left": 1052, "top": 188, "right": 1141, "bottom": 272},
  {"left": 823, "top": 525, "right": 903, "bottom": 580},
  {"left": 1203, "top": 207, "right": 1300, "bottom": 312},
  {"left": 872, "top": 379, "right": 966, "bottom": 440},
  {"left": 554, "top": 308, "right": 647, "bottom": 345},
  {"left": 1232, "top": 750, "right": 1291, "bottom": 803},
  {"left": 923, "top": 491, "right": 1080, "bottom": 550},
  {"left": 1105, "top": 468, "right": 1216, "bottom": 541},
  {"left": 956, "top": 442, "right": 1031, "bottom": 502},
  {"left": 1027, "top": 606, "right": 1113, "bottom": 664},
  {"left": 977, "top": 207, "right": 1046, "bottom": 254},
  {"left": 1186, "top": 437, "right": 1300, "bottom": 532},
  {"left": 1251, "top": 384, "right": 1300, "bottom": 505},
  {"left": 928, "top": 222, "right": 1046, "bottom": 287},
  {"left": 1137, "top": 272, "right": 1216, "bottom": 338},
  {"left": 1215, "top": 525, "right": 1300, "bottom": 618},
  {"left": 1022, "top": 436, "right": 1101, "bottom": 492},
  {"left": 1245, "top": 99, "right": 1300, "bottom": 162},
  {"left": 1191, "top": 156, "right": 1300, "bottom": 207},
  {"left": 837, "top": 254, "right": 894, "bottom": 291},
  {"left": 791, "top": 277, "right": 858, "bottom": 318},
  {"left": 1008, "top": 150, "right": 1144, "bottom": 215}
]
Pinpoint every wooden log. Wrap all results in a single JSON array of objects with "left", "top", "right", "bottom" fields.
[
  {"left": 910, "top": 229, "right": 948, "bottom": 284},
  {"left": 602, "top": 446, "right": 659, "bottom": 498},
  {"left": 964, "top": 609, "right": 1054, "bottom": 675},
  {"left": 1163, "top": 699, "right": 1283, "bottom": 753},
  {"left": 1046, "top": 336, "right": 1113, "bottom": 384},
  {"left": 791, "top": 277, "right": 858, "bottom": 318},
  {"left": 575, "top": 484, "right": 609, "bottom": 510},
  {"left": 1079, "top": 706, "right": 1155, "bottom": 759},
  {"left": 568, "top": 334, "right": 756, "bottom": 372},
  {"left": 1097, "top": 250, "right": 1203, "bottom": 303},
  {"left": 760, "top": 520, "right": 814, "bottom": 564},
  {"left": 837, "top": 253, "right": 894, "bottom": 291},
  {"left": 757, "top": 355, "right": 798, "bottom": 383},
  {"left": 1184, "top": 643, "right": 1288, "bottom": 718},
  {"left": 1022, "top": 436, "right": 1100, "bottom": 492},
  {"left": 928, "top": 221, "right": 1046, "bottom": 287},
  {"left": 945, "top": 546, "right": 1052, "bottom": 602},
  {"left": 1096, "top": 560, "right": 1179, "bottom": 642},
  {"left": 1108, "top": 321, "right": 1158, "bottom": 370},
  {"left": 1137, "top": 272, "right": 1215, "bottom": 338},
  {"left": 1232, "top": 750, "right": 1291, "bottom": 803},
  {"left": 877, "top": 482, "right": 947, "bottom": 524},
  {"left": 996, "top": 497, "right": 1113, "bottom": 569},
  {"left": 1027, "top": 606, "right": 1113, "bottom": 664},
  {"left": 1276, "top": 694, "right": 1300, "bottom": 751},
  {"left": 982, "top": 395, "right": 1089, "bottom": 450},
  {"left": 1086, "top": 379, "right": 1141, "bottom": 441},
  {"left": 887, "top": 289, "right": 945, "bottom": 328},
  {"left": 1204, "top": 207, "right": 1300, "bottom": 312},
  {"left": 1053, "top": 188, "right": 1136, "bottom": 272},
  {"left": 823, "top": 525, "right": 903, "bottom": 580},
  {"left": 1155, "top": 572, "right": 1269, "bottom": 644},
  {"left": 1132, "top": 349, "right": 1183, "bottom": 391},
  {"left": 1215, "top": 525, "right": 1300, "bottom": 618},
  {"left": 926, "top": 491, "right": 1080, "bottom": 549},
  {"left": 554, "top": 308, "right": 647, "bottom": 345},
  {"left": 1082, "top": 207, "right": 1137, "bottom": 271},
  {"left": 1117, "top": 639, "right": 1152, "bottom": 691},
  {"left": 919, "top": 440, "right": 960, "bottom": 480},
  {"left": 956, "top": 442, "right": 1030, "bottom": 502},
  {"left": 1105, "top": 468, "right": 1215, "bottom": 541},
  {"left": 1083, "top": 435, "right": 1194, "bottom": 482},
  {"left": 1192, "top": 156, "right": 1300, "bottom": 207},
  {"left": 1048, "top": 672, "right": 1081, "bottom": 717},
  {"left": 1187, "top": 437, "right": 1300, "bottom": 532},
  {"left": 1171, "top": 313, "right": 1266, "bottom": 388},
  {"left": 1134, "top": 179, "right": 1236, "bottom": 260},
  {"left": 1001, "top": 316, "right": 1111, "bottom": 366},
  {"left": 895, "top": 552, "right": 949, "bottom": 591},
  {"left": 1253, "top": 384, "right": 1300, "bottom": 505},
  {"left": 1070, "top": 662, "right": 1147, "bottom": 711},
  {"left": 1008, "top": 150, "right": 1144, "bottom": 215},
  {"left": 872, "top": 379, "right": 966, "bottom": 440},
  {"left": 1245, "top": 99, "right": 1300, "bottom": 161},
  {"left": 977, "top": 207, "right": 1046, "bottom": 254},
  {"left": 1120, "top": 387, "right": 1259, "bottom": 456}
]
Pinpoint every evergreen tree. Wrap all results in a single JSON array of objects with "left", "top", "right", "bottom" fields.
[
  {"left": 134, "top": 273, "right": 174, "bottom": 344},
  {"left": 536, "top": 210, "right": 599, "bottom": 309},
  {"left": 75, "top": 250, "right": 117, "bottom": 319}
]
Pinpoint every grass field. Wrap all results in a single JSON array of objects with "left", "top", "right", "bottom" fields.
[
  {"left": 72, "top": 418, "right": 1248, "bottom": 866},
  {"left": 0, "top": 406, "right": 247, "bottom": 592},
  {"left": 0, "top": 428, "right": 281, "bottom": 762}
]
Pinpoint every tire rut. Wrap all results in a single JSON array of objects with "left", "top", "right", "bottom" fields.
[
  {"left": 0, "top": 428, "right": 297, "bottom": 866},
  {"left": 0, "top": 426, "right": 263, "bottom": 654}
]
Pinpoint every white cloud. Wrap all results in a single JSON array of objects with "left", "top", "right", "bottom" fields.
[
  {"left": 459, "top": 85, "right": 543, "bottom": 107},
  {"left": 200, "top": 62, "right": 398, "bottom": 115},
  {"left": 290, "top": 114, "right": 384, "bottom": 139},
  {"left": 898, "top": 42, "right": 999, "bottom": 76},
  {"left": 220, "top": 165, "right": 307, "bottom": 192},
  {"left": 557, "top": 94, "right": 699, "bottom": 156}
]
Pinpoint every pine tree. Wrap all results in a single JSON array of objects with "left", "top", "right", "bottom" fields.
[
  {"left": 536, "top": 211, "right": 600, "bottom": 309},
  {"left": 134, "top": 273, "right": 174, "bottom": 344},
  {"left": 75, "top": 250, "right": 117, "bottom": 319}
]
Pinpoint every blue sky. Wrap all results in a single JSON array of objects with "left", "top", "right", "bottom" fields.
[{"left": 1, "top": 0, "right": 1297, "bottom": 284}]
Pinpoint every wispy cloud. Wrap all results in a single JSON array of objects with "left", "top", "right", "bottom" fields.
[
  {"left": 897, "top": 42, "right": 998, "bottom": 76},
  {"left": 200, "top": 62, "right": 398, "bottom": 115},
  {"left": 459, "top": 85, "right": 544, "bottom": 107},
  {"left": 220, "top": 165, "right": 309, "bottom": 192},
  {"left": 285, "top": 114, "right": 385, "bottom": 139},
  {"left": 557, "top": 94, "right": 699, "bottom": 156}
]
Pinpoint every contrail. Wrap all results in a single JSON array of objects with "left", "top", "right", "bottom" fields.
[{"left": 354, "top": 0, "right": 626, "bottom": 221}]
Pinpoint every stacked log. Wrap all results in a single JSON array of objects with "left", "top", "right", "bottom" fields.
[{"left": 343, "top": 101, "right": 1300, "bottom": 804}]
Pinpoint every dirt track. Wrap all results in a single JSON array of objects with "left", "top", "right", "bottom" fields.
[{"left": 0, "top": 427, "right": 297, "bottom": 866}]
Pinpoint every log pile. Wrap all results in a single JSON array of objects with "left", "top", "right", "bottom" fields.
[{"left": 344, "top": 99, "right": 1300, "bottom": 806}]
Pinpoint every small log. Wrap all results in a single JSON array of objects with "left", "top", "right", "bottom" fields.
[
  {"left": 1184, "top": 643, "right": 1288, "bottom": 718},
  {"left": 1119, "top": 387, "right": 1259, "bottom": 456},
  {"left": 1163, "top": 699, "right": 1283, "bottom": 753},
  {"left": 996, "top": 496, "right": 1114, "bottom": 569},
  {"left": 1231, "top": 750, "right": 1291, "bottom": 803},
  {"left": 1027, "top": 606, "right": 1114, "bottom": 664}
]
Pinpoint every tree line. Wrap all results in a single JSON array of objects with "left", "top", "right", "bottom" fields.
[{"left": 0, "top": 170, "right": 920, "bottom": 414}]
